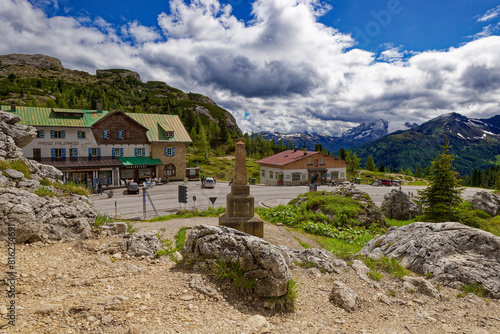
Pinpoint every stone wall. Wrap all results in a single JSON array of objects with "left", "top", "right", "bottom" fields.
[{"left": 150, "top": 142, "right": 187, "bottom": 181}]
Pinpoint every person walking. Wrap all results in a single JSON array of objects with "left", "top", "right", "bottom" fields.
[
  {"left": 229, "top": 177, "right": 233, "bottom": 186},
  {"left": 97, "top": 182, "right": 103, "bottom": 195}
]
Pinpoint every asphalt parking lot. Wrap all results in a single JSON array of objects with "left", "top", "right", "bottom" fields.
[{"left": 90, "top": 181, "right": 490, "bottom": 220}]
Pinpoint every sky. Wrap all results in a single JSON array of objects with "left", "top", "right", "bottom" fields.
[{"left": 1, "top": 0, "right": 500, "bottom": 135}]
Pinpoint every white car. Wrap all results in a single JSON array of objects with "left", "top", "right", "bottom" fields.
[{"left": 202, "top": 177, "right": 215, "bottom": 189}]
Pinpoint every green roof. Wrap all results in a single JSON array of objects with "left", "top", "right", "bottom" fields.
[
  {"left": 2, "top": 105, "right": 191, "bottom": 143},
  {"left": 117, "top": 157, "right": 163, "bottom": 166}
]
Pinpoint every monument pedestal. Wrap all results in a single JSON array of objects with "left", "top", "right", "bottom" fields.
[{"left": 218, "top": 213, "right": 264, "bottom": 237}]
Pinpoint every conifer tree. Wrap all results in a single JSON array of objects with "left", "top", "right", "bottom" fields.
[
  {"left": 339, "top": 148, "right": 346, "bottom": 161},
  {"left": 415, "top": 163, "right": 423, "bottom": 178},
  {"left": 365, "top": 156, "right": 376, "bottom": 171},
  {"left": 345, "top": 150, "right": 361, "bottom": 177},
  {"left": 378, "top": 164, "right": 385, "bottom": 172},
  {"left": 417, "top": 141, "right": 464, "bottom": 222}
]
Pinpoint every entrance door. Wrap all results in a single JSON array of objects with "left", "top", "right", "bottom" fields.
[
  {"left": 33, "top": 148, "right": 41, "bottom": 161},
  {"left": 164, "top": 164, "right": 176, "bottom": 178}
]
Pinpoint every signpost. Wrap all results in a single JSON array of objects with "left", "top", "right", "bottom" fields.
[
  {"left": 193, "top": 195, "right": 197, "bottom": 209},
  {"left": 209, "top": 196, "right": 217, "bottom": 208}
]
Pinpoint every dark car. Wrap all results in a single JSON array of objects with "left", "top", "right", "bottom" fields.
[{"left": 127, "top": 182, "right": 139, "bottom": 194}]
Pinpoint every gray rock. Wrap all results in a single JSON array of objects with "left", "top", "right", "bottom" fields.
[
  {"left": 279, "top": 247, "right": 346, "bottom": 273},
  {"left": 470, "top": 191, "right": 500, "bottom": 216},
  {"left": 359, "top": 222, "right": 500, "bottom": 298},
  {"left": 189, "top": 274, "right": 221, "bottom": 300},
  {"left": 182, "top": 225, "right": 291, "bottom": 297},
  {"left": 4, "top": 169, "right": 24, "bottom": 179},
  {"left": 402, "top": 276, "right": 441, "bottom": 299},
  {"left": 329, "top": 281, "right": 360, "bottom": 312},
  {"left": 380, "top": 189, "right": 421, "bottom": 220},
  {"left": 121, "top": 231, "right": 163, "bottom": 257},
  {"left": 0, "top": 110, "right": 21, "bottom": 124},
  {"left": 329, "top": 187, "right": 386, "bottom": 227}
]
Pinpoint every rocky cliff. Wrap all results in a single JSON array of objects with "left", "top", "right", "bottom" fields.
[{"left": 0, "top": 110, "right": 96, "bottom": 243}]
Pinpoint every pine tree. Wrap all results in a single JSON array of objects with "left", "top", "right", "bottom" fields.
[
  {"left": 365, "top": 156, "right": 376, "bottom": 171},
  {"left": 415, "top": 163, "right": 423, "bottom": 178},
  {"left": 345, "top": 150, "right": 361, "bottom": 177},
  {"left": 417, "top": 141, "right": 464, "bottom": 222},
  {"left": 339, "top": 148, "right": 346, "bottom": 161},
  {"left": 378, "top": 164, "right": 385, "bottom": 172}
]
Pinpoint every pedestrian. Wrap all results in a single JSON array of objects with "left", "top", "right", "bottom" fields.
[
  {"left": 213, "top": 176, "right": 216, "bottom": 184},
  {"left": 229, "top": 177, "right": 233, "bottom": 186},
  {"left": 97, "top": 182, "right": 103, "bottom": 195}
]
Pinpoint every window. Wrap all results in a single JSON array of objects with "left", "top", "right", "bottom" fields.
[
  {"left": 113, "top": 115, "right": 123, "bottom": 121},
  {"left": 261, "top": 170, "right": 265, "bottom": 177},
  {"left": 36, "top": 130, "right": 44, "bottom": 138},
  {"left": 77, "top": 131, "right": 86, "bottom": 139},
  {"left": 164, "top": 164, "right": 176, "bottom": 177},
  {"left": 112, "top": 148, "right": 122, "bottom": 158},
  {"left": 164, "top": 147, "right": 176, "bottom": 156},
  {"left": 135, "top": 148, "right": 146, "bottom": 157},
  {"left": 51, "top": 148, "right": 65, "bottom": 159},
  {"left": 69, "top": 148, "right": 78, "bottom": 158},
  {"left": 88, "top": 148, "right": 100, "bottom": 157},
  {"left": 308, "top": 157, "right": 313, "bottom": 165},
  {"left": 118, "top": 130, "right": 127, "bottom": 139},
  {"left": 50, "top": 130, "right": 65, "bottom": 139},
  {"left": 320, "top": 158, "right": 325, "bottom": 165},
  {"left": 292, "top": 173, "right": 301, "bottom": 181},
  {"left": 340, "top": 172, "right": 345, "bottom": 178},
  {"left": 165, "top": 131, "right": 174, "bottom": 138},
  {"left": 286, "top": 174, "right": 291, "bottom": 180},
  {"left": 103, "top": 130, "right": 110, "bottom": 139},
  {"left": 269, "top": 171, "right": 273, "bottom": 179},
  {"left": 314, "top": 159, "right": 318, "bottom": 166}
]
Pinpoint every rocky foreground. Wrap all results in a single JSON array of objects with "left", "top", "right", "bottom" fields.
[{"left": 1, "top": 229, "right": 500, "bottom": 334}]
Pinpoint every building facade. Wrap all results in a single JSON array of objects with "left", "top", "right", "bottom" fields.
[
  {"left": 2, "top": 105, "right": 192, "bottom": 188},
  {"left": 256, "top": 149, "right": 347, "bottom": 186}
]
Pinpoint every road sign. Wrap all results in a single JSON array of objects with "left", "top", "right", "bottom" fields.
[
  {"left": 193, "top": 196, "right": 197, "bottom": 202},
  {"left": 209, "top": 197, "right": 217, "bottom": 206}
]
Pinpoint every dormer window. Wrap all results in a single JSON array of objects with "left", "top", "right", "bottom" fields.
[{"left": 166, "top": 131, "right": 174, "bottom": 138}]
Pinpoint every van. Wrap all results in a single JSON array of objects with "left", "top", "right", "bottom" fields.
[{"left": 380, "top": 179, "right": 393, "bottom": 186}]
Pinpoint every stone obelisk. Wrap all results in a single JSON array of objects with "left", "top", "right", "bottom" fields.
[{"left": 219, "top": 141, "right": 264, "bottom": 237}]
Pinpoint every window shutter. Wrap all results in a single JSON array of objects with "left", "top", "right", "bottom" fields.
[
  {"left": 40, "top": 130, "right": 44, "bottom": 138},
  {"left": 97, "top": 148, "right": 101, "bottom": 157},
  {"left": 50, "top": 130, "right": 55, "bottom": 139},
  {"left": 103, "top": 130, "right": 107, "bottom": 139},
  {"left": 172, "top": 147, "right": 175, "bottom": 156},
  {"left": 120, "top": 148, "right": 124, "bottom": 157},
  {"left": 61, "top": 130, "right": 65, "bottom": 139},
  {"left": 118, "top": 130, "right": 123, "bottom": 139},
  {"left": 88, "top": 148, "right": 92, "bottom": 157},
  {"left": 165, "top": 148, "right": 167, "bottom": 156},
  {"left": 124, "top": 130, "right": 127, "bottom": 139},
  {"left": 62, "top": 148, "right": 66, "bottom": 158},
  {"left": 51, "top": 148, "right": 55, "bottom": 158},
  {"left": 134, "top": 148, "right": 138, "bottom": 157},
  {"left": 78, "top": 131, "right": 82, "bottom": 139},
  {"left": 73, "top": 148, "right": 78, "bottom": 158},
  {"left": 112, "top": 148, "right": 116, "bottom": 158}
]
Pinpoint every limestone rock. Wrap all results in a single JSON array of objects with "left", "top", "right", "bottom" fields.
[
  {"left": 242, "top": 315, "right": 270, "bottom": 334},
  {"left": 25, "top": 158, "right": 63, "bottom": 182},
  {"left": 279, "top": 247, "right": 346, "bottom": 273},
  {"left": 4, "top": 169, "right": 24, "bottom": 179},
  {"left": 359, "top": 222, "right": 500, "bottom": 298},
  {"left": 380, "top": 189, "right": 421, "bottom": 220},
  {"left": 0, "top": 188, "right": 95, "bottom": 243},
  {"left": 329, "top": 281, "right": 360, "bottom": 312},
  {"left": 469, "top": 191, "right": 500, "bottom": 216},
  {"left": 121, "top": 231, "right": 163, "bottom": 257},
  {"left": 182, "top": 225, "right": 291, "bottom": 297},
  {"left": 189, "top": 274, "right": 221, "bottom": 300},
  {"left": 402, "top": 276, "right": 441, "bottom": 299},
  {"left": 0, "top": 54, "right": 63, "bottom": 70}
]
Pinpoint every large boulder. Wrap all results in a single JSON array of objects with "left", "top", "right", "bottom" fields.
[
  {"left": 380, "top": 189, "right": 421, "bottom": 220},
  {"left": 329, "top": 187, "right": 385, "bottom": 227},
  {"left": 469, "top": 191, "right": 500, "bottom": 216},
  {"left": 0, "top": 188, "right": 95, "bottom": 243},
  {"left": 359, "top": 222, "right": 500, "bottom": 298},
  {"left": 182, "top": 225, "right": 292, "bottom": 297}
]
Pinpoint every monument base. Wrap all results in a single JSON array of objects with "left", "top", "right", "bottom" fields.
[{"left": 219, "top": 213, "right": 264, "bottom": 238}]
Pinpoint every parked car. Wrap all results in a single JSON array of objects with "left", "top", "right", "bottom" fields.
[
  {"left": 392, "top": 180, "right": 401, "bottom": 187},
  {"left": 202, "top": 177, "right": 215, "bottom": 189},
  {"left": 380, "top": 179, "right": 393, "bottom": 186},
  {"left": 369, "top": 180, "right": 381, "bottom": 186},
  {"left": 127, "top": 182, "right": 140, "bottom": 194}
]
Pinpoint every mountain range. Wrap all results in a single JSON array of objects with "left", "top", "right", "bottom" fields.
[
  {"left": 353, "top": 113, "right": 500, "bottom": 176},
  {"left": 259, "top": 120, "right": 418, "bottom": 153}
]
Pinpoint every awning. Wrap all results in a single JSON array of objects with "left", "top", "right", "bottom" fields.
[
  {"left": 38, "top": 157, "right": 123, "bottom": 170},
  {"left": 117, "top": 157, "right": 163, "bottom": 166}
]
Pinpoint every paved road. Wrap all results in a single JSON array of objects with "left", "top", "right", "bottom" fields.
[{"left": 90, "top": 181, "right": 489, "bottom": 219}]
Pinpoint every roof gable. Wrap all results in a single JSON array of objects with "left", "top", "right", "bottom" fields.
[{"left": 256, "top": 150, "right": 318, "bottom": 166}]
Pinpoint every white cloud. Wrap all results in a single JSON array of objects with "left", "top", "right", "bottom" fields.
[
  {"left": 478, "top": 5, "right": 500, "bottom": 22},
  {"left": 1, "top": 0, "right": 500, "bottom": 135}
]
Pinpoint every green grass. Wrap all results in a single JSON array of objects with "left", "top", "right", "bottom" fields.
[
  {"left": 147, "top": 207, "right": 226, "bottom": 222},
  {"left": 0, "top": 159, "right": 31, "bottom": 179},
  {"left": 94, "top": 212, "right": 114, "bottom": 227},
  {"left": 34, "top": 186, "right": 55, "bottom": 197},
  {"left": 407, "top": 180, "right": 428, "bottom": 186},
  {"left": 459, "top": 282, "right": 488, "bottom": 297},
  {"left": 53, "top": 182, "right": 90, "bottom": 197},
  {"left": 174, "top": 227, "right": 187, "bottom": 251},
  {"left": 208, "top": 257, "right": 257, "bottom": 291},
  {"left": 186, "top": 153, "right": 260, "bottom": 182},
  {"left": 362, "top": 256, "right": 410, "bottom": 280}
]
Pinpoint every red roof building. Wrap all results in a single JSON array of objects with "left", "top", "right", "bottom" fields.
[{"left": 256, "top": 149, "right": 347, "bottom": 185}]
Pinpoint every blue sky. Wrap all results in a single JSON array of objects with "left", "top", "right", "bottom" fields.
[{"left": 1, "top": 0, "right": 500, "bottom": 135}]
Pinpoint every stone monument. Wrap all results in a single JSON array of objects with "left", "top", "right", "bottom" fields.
[{"left": 219, "top": 141, "right": 264, "bottom": 237}]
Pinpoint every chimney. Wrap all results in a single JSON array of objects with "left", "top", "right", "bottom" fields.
[
  {"left": 294, "top": 146, "right": 297, "bottom": 153},
  {"left": 96, "top": 99, "right": 103, "bottom": 112},
  {"left": 10, "top": 101, "right": 16, "bottom": 112},
  {"left": 303, "top": 147, "right": 307, "bottom": 156}
]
